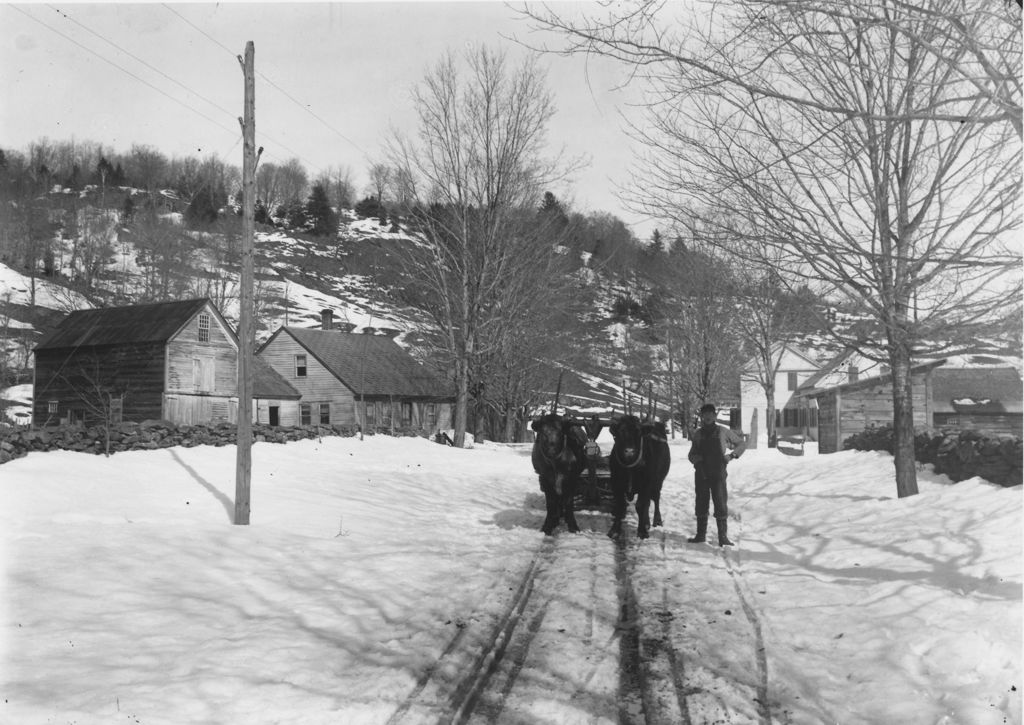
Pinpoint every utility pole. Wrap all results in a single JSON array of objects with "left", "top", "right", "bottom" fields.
[{"left": 234, "top": 41, "right": 255, "bottom": 525}]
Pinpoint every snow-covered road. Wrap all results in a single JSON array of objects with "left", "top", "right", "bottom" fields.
[{"left": 1, "top": 435, "right": 1019, "bottom": 724}]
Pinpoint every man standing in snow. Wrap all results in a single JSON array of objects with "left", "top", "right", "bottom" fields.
[{"left": 687, "top": 403, "right": 746, "bottom": 546}]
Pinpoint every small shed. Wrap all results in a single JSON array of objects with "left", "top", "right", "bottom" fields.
[
  {"left": 931, "top": 366, "right": 1023, "bottom": 435},
  {"left": 797, "top": 360, "right": 945, "bottom": 454}
]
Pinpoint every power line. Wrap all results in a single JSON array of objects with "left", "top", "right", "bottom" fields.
[
  {"left": 161, "top": 3, "right": 368, "bottom": 160},
  {"left": 47, "top": 4, "right": 240, "bottom": 124},
  {"left": 15, "top": 4, "right": 326, "bottom": 177},
  {"left": 10, "top": 4, "right": 239, "bottom": 141}
]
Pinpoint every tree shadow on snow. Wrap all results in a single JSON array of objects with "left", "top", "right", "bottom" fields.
[{"left": 490, "top": 491, "right": 614, "bottom": 535}]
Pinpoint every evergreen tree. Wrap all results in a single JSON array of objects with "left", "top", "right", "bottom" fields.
[
  {"left": 305, "top": 183, "right": 337, "bottom": 236},
  {"left": 121, "top": 195, "right": 135, "bottom": 225},
  {"left": 283, "top": 199, "right": 307, "bottom": 229},
  {"left": 185, "top": 184, "right": 221, "bottom": 228},
  {"left": 354, "top": 195, "right": 385, "bottom": 220},
  {"left": 537, "top": 191, "right": 569, "bottom": 236},
  {"left": 254, "top": 199, "right": 270, "bottom": 225}
]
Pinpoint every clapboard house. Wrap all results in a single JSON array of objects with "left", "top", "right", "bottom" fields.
[
  {"left": 256, "top": 310, "right": 454, "bottom": 433},
  {"left": 32, "top": 299, "right": 300, "bottom": 427}
]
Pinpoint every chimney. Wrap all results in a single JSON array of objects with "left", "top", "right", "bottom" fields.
[
  {"left": 361, "top": 326, "right": 377, "bottom": 335},
  {"left": 321, "top": 309, "right": 334, "bottom": 331},
  {"left": 336, "top": 322, "right": 357, "bottom": 333}
]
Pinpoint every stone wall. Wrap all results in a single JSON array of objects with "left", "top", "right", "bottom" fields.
[
  {"left": 843, "top": 426, "right": 1023, "bottom": 487},
  {"left": 0, "top": 420, "right": 386, "bottom": 464}
]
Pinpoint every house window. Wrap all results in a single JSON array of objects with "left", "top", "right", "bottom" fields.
[
  {"left": 300, "top": 403, "right": 312, "bottom": 426},
  {"left": 787, "top": 372, "right": 799, "bottom": 391},
  {"left": 198, "top": 313, "right": 211, "bottom": 342},
  {"left": 401, "top": 401, "right": 413, "bottom": 427},
  {"left": 295, "top": 354, "right": 307, "bottom": 377},
  {"left": 380, "top": 401, "right": 392, "bottom": 426},
  {"left": 319, "top": 403, "right": 330, "bottom": 424},
  {"left": 47, "top": 400, "right": 59, "bottom": 414},
  {"left": 363, "top": 400, "right": 376, "bottom": 427},
  {"left": 425, "top": 403, "right": 437, "bottom": 428}
]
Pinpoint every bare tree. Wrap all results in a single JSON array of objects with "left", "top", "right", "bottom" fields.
[
  {"left": 276, "top": 158, "right": 309, "bottom": 210},
  {"left": 256, "top": 162, "right": 283, "bottom": 212},
  {"left": 316, "top": 165, "right": 356, "bottom": 210},
  {"left": 523, "top": 0, "right": 1022, "bottom": 498},
  {"left": 388, "top": 45, "right": 578, "bottom": 447},
  {"left": 58, "top": 354, "right": 130, "bottom": 456},
  {"left": 662, "top": 244, "right": 745, "bottom": 418},
  {"left": 128, "top": 209, "right": 194, "bottom": 301},
  {"left": 366, "top": 162, "right": 392, "bottom": 203},
  {"left": 126, "top": 144, "right": 169, "bottom": 192},
  {"left": 732, "top": 245, "right": 823, "bottom": 446}
]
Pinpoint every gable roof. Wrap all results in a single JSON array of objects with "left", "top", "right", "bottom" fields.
[
  {"left": 266, "top": 327, "right": 453, "bottom": 399},
  {"left": 743, "top": 343, "right": 820, "bottom": 373},
  {"left": 796, "top": 347, "right": 858, "bottom": 392},
  {"left": 34, "top": 298, "right": 227, "bottom": 350},
  {"left": 253, "top": 357, "right": 302, "bottom": 400},
  {"left": 798, "top": 359, "right": 947, "bottom": 398},
  {"left": 931, "top": 367, "right": 1023, "bottom": 414}
]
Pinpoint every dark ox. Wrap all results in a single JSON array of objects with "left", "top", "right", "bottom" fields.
[
  {"left": 608, "top": 416, "right": 671, "bottom": 540},
  {"left": 531, "top": 413, "right": 587, "bottom": 535}
]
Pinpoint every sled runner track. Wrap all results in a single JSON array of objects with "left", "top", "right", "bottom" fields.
[
  {"left": 613, "top": 535, "right": 647, "bottom": 724},
  {"left": 386, "top": 538, "right": 556, "bottom": 725},
  {"left": 614, "top": 533, "right": 695, "bottom": 725},
  {"left": 722, "top": 548, "right": 772, "bottom": 725}
]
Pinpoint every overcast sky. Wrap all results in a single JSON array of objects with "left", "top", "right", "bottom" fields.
[{"left": 2, "top": 2, "right": 660, "bottom": 238}]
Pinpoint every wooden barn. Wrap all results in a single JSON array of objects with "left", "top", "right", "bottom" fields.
[
  {"left": 796, "top": 360, "right": 945, "bottom": 454},
  {"left": 32, "top": 298, "right": 300, "bottom": 427},
  {"left": 931, "top": 366, "right": 1023, "bottom": 436},
  {"left": 256, "top": 311, "right": 454, "bottom": 434}
]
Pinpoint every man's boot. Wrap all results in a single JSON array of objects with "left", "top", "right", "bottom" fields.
[
  {"left": 687, "top": 517, "right": 708, "bottom": 544},
  {"left": 716, "top": 517, "right": 733, "bottom": 547}
]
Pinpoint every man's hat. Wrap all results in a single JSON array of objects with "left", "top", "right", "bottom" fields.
[{"left": 699, "top": 403, "right": 716, "bottom": 414}]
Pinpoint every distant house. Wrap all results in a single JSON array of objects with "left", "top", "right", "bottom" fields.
[
  {"left": 32, "top": 298, "right": 299, "bottom": 427},
  {"left": 795, "top": 359, "right": 945, "bottom": 453},
  {"left": 738, "top": 344, "right": 822, "bottom": 448},
  {"left": 256, "top": 310, "right": 454, "bottom": 434},
  {"left": 931, "top": 365, "right": 1023, "bottom": 436}
]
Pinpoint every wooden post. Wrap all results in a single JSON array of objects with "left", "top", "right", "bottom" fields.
[{"left": 234, "top": 41, "right": 255, "bottom": 525}]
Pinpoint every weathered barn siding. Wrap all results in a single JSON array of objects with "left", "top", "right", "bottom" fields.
[
  {"left": 258, "top": 333, "right": 357, "bottom": 425},
  {"left": 33, "top": 342, "right": 166, "bottom": 425},
  {"left": 809, "top": 371, "right": 933, "bottom": 454},
  {"left": 162, "top": 309, "right": 239, "bottom": 424},
  {"left": 32, "top": 299, "right": 302, "bottom": 428},
  {"left": 356, "top": 397, "right": 454, "bottom": 433},
  {"left": 165, "top": 313, "right": 238, "bottom": 396}
]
